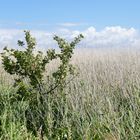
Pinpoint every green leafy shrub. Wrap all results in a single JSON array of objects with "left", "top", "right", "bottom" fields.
[{"left": 1, "top": 31, "right": 84, "bottom": 137}]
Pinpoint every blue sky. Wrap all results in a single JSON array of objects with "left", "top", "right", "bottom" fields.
[
  {"left": 0, "top": 0, "right": 140, "bottom": 31},
  {"left": 0, "top": 0, "right": 140, "bottom": 50}
]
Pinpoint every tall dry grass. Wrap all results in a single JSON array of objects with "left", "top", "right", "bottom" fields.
[{"left": 0, "top": 48, "right": 140, "bottom": 139}]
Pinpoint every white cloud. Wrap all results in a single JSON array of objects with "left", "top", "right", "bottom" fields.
[
  {"left": 0, "top": 26, "right": 140, "bottom": 51},
  {"left": 0, "top": 29, "right": 24, "bottom": 49},
  {"left": 58, "top": 23, "right": 79, "bottom": 27},
  {"left": 81, "top": 26, "right": 139, "bottom": 48}
]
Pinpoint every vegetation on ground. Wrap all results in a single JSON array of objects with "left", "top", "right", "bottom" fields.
[{"left": 0, "top": 32, "right": 139, "bottom": 140}]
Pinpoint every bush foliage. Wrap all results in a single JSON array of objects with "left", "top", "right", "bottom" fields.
[{"left": 1, "top": 31, "right": 84, "bottom": 137}]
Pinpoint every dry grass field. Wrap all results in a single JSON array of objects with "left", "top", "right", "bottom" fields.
[{"left": 0, "top": 48, "right": 140, "bottom": 139}]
